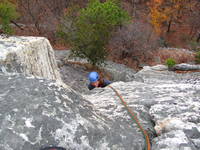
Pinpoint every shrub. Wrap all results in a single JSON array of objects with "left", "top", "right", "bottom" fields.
[
  {"left": 166, "top": 58, "right": 176, "bottom": 68},
  {"left": 0, "top": 0, "right": 19, "bottom": 34},
  {"left": 195, "top": 51, "right": 200, "bottom": 64},
  {"left": 189, "top": 40, "right": 200, "bottom": 51},
  {"left": 108, "top": 21, "right": 161, "bottom": 64},
  {"left": 58, "top": 0, "right": 131, "bottom": 66}
]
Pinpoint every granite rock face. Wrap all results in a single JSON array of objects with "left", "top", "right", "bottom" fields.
[
  {"left": 0, "top": 38, "right": 148, "bottom": 150},
  {"left": 135, "top": 65, "right": 200, "bottom": 150},
  {"left": 0, "top": 36, "right": 61, "bottom": 80},
  {"left": 1, "top": 36, "right": 200, "bottom": 150},
  {"left": 0, "top": 72, "right": 148, "bottom": 150},
  {"left": 84, "top": 65, "right": 200, "bottom": 150}
]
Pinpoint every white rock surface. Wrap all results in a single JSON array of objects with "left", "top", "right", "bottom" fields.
[
  {"left": 84, "top": 65, "right": 200, "bottom": 150},
  {"left": 0, "top": 36, "right": 61, "bottom": 80}
]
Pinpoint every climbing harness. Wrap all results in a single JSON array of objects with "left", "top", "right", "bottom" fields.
[{"left": 108, "top": 85, "right": 151, "bottom": 150}]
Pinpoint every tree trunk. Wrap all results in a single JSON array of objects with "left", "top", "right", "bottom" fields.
[
  {"left": 11, "top": 21, "right": 24, "bottom": 30},
  {"left": 167, "top": 19, "right": 172, "bottom": 33},
  {"left": 197, "top": 33, "right": 200, "bottom": 42},
  {"left": 131, "top": 0, "right": 136, "bottom": 18}
]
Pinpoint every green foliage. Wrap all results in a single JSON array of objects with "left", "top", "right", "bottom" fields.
[
  {"left": 0, "top": 0, "right": 19, "bottom": 34},
  {"left": 166, "top": 58, "right": 176, "bottom": 68},
  {"left": 195, "top": 51, "right": 200, "bottom": 64},
  {"left": 58, "top": 0, "right": 131, "bottom": 66}
]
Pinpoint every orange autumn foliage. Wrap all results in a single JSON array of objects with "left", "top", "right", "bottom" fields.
[{"left": 149, "top": 0, "right": 191, "bottom": 34}]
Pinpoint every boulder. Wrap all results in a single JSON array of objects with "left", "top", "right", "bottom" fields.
[
  {"left": 0, "top": 36, "right": 61, "bottom": 80},
  {"left": 101, "top": 61, "right": 137, "bottom": 82},
  {"left": 173, "top": 63, "right": 200, "bottom": 71}
]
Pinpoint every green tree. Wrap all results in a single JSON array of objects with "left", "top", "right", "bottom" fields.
[
  {"left": 58, "top": 0, "right": 130, "bottom": 66},
  {"left": 0, "top": 0, "right": 19, "bottom": 34}
]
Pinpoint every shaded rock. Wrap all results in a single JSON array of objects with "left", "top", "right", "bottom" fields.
[
  {"left": 58, "top": 62, "right": 89, "bottom": 94},
  {"left": 54, "top": 50, "right": 71, "bottom": 68},
  {"left": 56, "top": 50, "right": 137, "bottom": 82},
  {"left": 54, "top": 50, "right": 90, "bottom": 93},
  {"left": 102, "top": 61, "right": 137, "bottom": 82},
  {"left": 0, "top": 36, "right": 61, "bottom": 80}
]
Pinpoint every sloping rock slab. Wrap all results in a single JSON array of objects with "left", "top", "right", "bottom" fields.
[
  {"left": 0, "top": 73, "right": 146, "bottom": 150},
  {"left": 84, "top": 65, "right": 200, "bottom": 150}
]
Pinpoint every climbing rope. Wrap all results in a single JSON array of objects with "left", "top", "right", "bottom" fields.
[{"left": 108, "top": 85, "right": 151, "bottom": 150}]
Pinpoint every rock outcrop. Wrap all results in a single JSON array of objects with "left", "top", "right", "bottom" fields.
[
  {"left": 0, "top": 73, "right": 147, "bottom": 150},
  {"left": 55, "top": 50, "right": 200, "bottom": 150},
  {"left": 0, "top": 37, "right": 147, "bottom": 150},
  {"left": 0, "top": 36, "right": 61, "bottom": 80},
  {"left": 135, "top": 65, "right": 200, "bottom": 150},
  {"left": 1, "top": 36, "right": 200, "bottom": 150},
  {"left": 55, "top": 50, "right": 136, "bottom": 82},
  {"left": 173, "top": 63, "right": 200, "bottom": 71}
]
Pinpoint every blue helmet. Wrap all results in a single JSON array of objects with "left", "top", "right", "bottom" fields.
[{"left": 88, "top": 72, "right": 99, "bottom": 83}]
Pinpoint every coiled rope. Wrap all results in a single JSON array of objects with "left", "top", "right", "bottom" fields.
[{"left": 108, "top": 85, "right": 151, "bottom": 150}]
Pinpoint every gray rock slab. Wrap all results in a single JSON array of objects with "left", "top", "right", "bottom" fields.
[
  {"left": 152, "top": 130, "right": 198, "bottom": 150},
  {"left": 0, "top": 73, "right": 147, "bottom": 150},
  {"left": 173, "top": 63, "right": 200, "bottom": 71},
  {"left": 55, "top": 51, "right": 200, "bottom": 149}
]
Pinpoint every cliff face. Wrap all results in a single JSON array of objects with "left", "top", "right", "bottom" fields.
[
  {"left": 0, "top": 36, "right": 147, "bottom": 150},
  {"left": 0, "top": 72, "right": 151, "bottom": 150},
  {"left": 0, "top": 36, "right": 200, "bottom": 150},
  {"left": 0, "top": 36, "right": 61, "bottom": 80},
  {"left": 84, "top": 67, "right": 200, "bottom": 150}
]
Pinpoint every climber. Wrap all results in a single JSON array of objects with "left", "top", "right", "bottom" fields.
[{"left": 88, "top": 71, "right": 111, "bottom": 90}]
